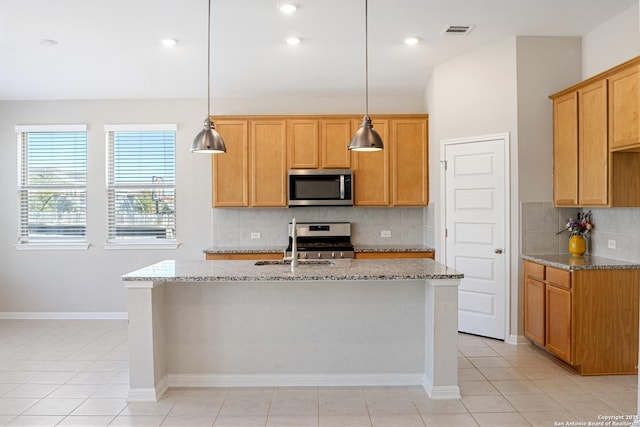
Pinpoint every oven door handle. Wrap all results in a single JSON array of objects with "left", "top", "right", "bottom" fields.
[{"left": 340, "top": 175, "right": 345, "bottom": 199}]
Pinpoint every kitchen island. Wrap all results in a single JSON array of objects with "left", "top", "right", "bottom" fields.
[{"left": 122, "top": 258, "right": 462, "bottom": 402}]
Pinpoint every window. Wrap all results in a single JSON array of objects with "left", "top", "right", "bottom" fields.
[
  {"left": 106, "top": 124, "right": 177, "bottom": 246},
  {"left": 16, "top": 125, "right": 87, "bottom": 247}
]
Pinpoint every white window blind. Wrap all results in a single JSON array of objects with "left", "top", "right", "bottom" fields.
[
  {"left": 17, "top": 125, "right": 87, "bottom": 244},
  {"left": 106, "top": 125, "right": 177, "bottom": 243}
]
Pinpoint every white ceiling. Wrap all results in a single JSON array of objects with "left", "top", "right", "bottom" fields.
[{"left": 0, "top": 0, "right": 637, "bottom": 101}]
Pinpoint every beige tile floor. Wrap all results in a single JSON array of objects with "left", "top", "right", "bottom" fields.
[{"left": 0, "top": 319, "right": 637, "bottom": 426}]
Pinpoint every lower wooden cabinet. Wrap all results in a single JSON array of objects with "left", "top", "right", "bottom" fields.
[
  {"left": 523, "top": 260, "right": 639, "bottom": 374},
  {"left": 354, "top": 251, "right": 434, "bottom": 260},
  {"left": 523, "top": 275, "right": 545, "bottom": 346},
  {"left": 545, "top": 284, "right": 571, "bottom": 362}
]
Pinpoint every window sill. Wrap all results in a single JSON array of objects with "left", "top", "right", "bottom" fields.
[
  {"left": 104, "top": 241, "right": 180, "bottom": 250},
  {"left": 15, "top": 242, "right": 90, "bottom": 251}
]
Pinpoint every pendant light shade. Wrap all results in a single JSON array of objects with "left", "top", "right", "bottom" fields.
[
  {"left": 349, "top": 115, "right": 384, "bottom": 151},
  {"left": 348, "top": 0, "right": 383, "bottom": 152},
  {"left": 191, "top": 117, "right": 226, "bottom": 153},
  {"left": 191, "top": 0, "right": 226, "bottom": 154}
]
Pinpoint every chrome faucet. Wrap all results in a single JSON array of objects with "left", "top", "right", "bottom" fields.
[{"left": 284, "top": 217, "right": 298, "bottom": 271}]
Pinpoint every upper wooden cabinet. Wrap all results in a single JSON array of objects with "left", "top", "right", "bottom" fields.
[
  {"left": 287, "top": 118, "right": 352, "bottom": 169},
  {"left": 352, "top": 119, "right": 390, "bottom": 206},
  {"left": 550, "top": 55, "right": 640, "bottom": 207},
  {"left": 288, "top": 120, "right": 319, "bottom": 169},
  {"left": 250, "top": 121, "right": 287, "bottom": 207},
  {"left": 552, "top": 92, "right": 579, "bottom": 205},
  {"left": 577, "top": 80, "right": 608, "bottom": 206},
  {"left": 212, "top": 114, "right": 429, "bottom": 208},
  {"left": 212, "top": 118, "right": 286, "bottom": 207},
  {"left": 211, "top": 120, "right": 249, "bottom": 207},
  {"left": 391, "top": 118, "right": 429, "bottom": 206},
  {"left": 351, "top": 116, "right": 429, "bottom": 207},
  {"left": 609, "top": 62, "right": 640, "bottom": 151},
  {"left": 321, "top": 119, "right": 352, "bottom": 168}
]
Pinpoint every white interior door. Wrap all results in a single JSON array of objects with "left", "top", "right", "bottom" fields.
[{"left": 442, "top": 134, "right": 509, "bottom": 340}]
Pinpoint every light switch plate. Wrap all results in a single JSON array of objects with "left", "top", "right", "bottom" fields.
[
  {"left": 608, "top": 239, "right": 616, "bottom": 249},
  {"left": 380, "top": 230, "right": 391, "bottom": 238},
  {"left": 251, "top": 232, "right": 261, "bottom": 239}
]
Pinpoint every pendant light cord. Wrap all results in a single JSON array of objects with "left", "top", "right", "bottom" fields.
[
  {"left": 207, "top": 0, "right": 211, "bottom": 118},
  {"left": 364, "top": 0, "right": 369, "bottom": 118}
]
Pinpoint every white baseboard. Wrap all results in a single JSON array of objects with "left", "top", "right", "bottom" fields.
[
  {"left": 167, "top": 373, "right": 424, "bottom": 389},
  {"left": 422, "top": 377, "right": 461, "bottom": 400},
  {"left": 510, "top": 334, "right": 531, "bottom": 345},
  {"left": 0, "top": 312, "right": 128, "bottom": 320},
  {"left": 131, "top": 374, "right": 463, "bottom": 402},
  {"left": 128, "top": 376, "right": 168, "bottom": 402}
]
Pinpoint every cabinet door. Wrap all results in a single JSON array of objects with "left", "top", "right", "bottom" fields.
[
  {"left": 250, "top": 120, "right": 287, "bottom": 207},
  {"left": 212, "top": 120, "right": 249, "bottom": 207},
  {"left": 321, "top": 119, "right": 352, "bottom": 168},
  {"left": 288, "top": 120, "right": 319, "bottom": 169},
  {"left": 352, "top": 119, "right": 389, "bottom": 206},
  {"left": 391, "top": 119, "right": 428, "bottom": 206},
  {"left": 609, "top": 64, "right": 640, "bottom": 150},
  {"left": 553, "top": 92, "right": 579, "bottom": 206},
  {"left": 578, "top": 81, "right": 608, "bottom": 206},
  {"left": 524, "top": 277, "right": 545, "bottom": 346},
  {"left": 354, "top": 251, "right": 434, "bottom": 259},
  {"left": 546, "top": 285, "right": 572, "bottom": 363}
]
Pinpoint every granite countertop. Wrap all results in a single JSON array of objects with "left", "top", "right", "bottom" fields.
[
  {"left": 203, "top": 246, "right": 284, "bottom": 254},
  {"left": 122, "top": 258, "right": 462, "bottom": 283},
  {"left": 522, "top": 254, "right": 640, "bottom": 271},
  {"left": 203, "top": 245, "right": 435, "bottom": 254}
]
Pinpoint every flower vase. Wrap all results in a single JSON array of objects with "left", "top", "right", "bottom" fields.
[{"left": 568, "top": 235, "right": 586, "bottom": 256}]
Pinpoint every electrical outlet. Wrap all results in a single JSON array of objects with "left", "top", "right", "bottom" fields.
[
  {"left": 380, "top": 230, "right": 391, "bottom": 238},
  {"left": 608, "top": 239, "right": 616, "bottom": 249},
  {"left": 250, "top": 232, "right": 261, "bottom": 239}
]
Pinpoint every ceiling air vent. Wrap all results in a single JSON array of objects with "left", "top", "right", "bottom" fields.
[{"left": 441, "top": 25, "right": 474, "bottom": 36}]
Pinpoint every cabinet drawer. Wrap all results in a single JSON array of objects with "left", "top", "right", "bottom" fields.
[
  {"left": 546, "top": 267, "right": 571, "bottom": 289},
  {"left": 524, "top": 261, "right": 545, "bottom": 280}
]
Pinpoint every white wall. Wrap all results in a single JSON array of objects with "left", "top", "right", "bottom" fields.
[
  {"left": 0, "top": 99, "right": 214, "bottom": 315},
  {"left": 0, "top": 96, "right": 424, "bottom": 315},
  {"left": 582, "top": 3, "right": 640, "bottom": 79},
  {"left": 426, "top": 37, "right": 518, "bottom": 262},
  {"left": 426, "top": 36, "right": 586, "bottom": 340},
  {"left": 516, "top": 37, "right": 582, "bottom": 204}
]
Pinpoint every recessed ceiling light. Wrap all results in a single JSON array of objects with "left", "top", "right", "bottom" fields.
[
  {"left": 279, "top": 3, "right": 298, "bottom": 14},
  {"left": 39, "top": 39, "right": 58, "bottom": 47},
  {"left": 162, "top": 38, "right": 178, "bottom": 47},
  {"left": 404, "top": 37, "right": 420, "bottom": 46},
  {"left": 285, "top": 37, "right": 301, "bottom": 46}
]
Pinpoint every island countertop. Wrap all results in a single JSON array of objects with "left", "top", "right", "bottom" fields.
[
  {"left": 122, "top": 258, "right": 462, "bottom": 283},
  {"left": 202, "top": 245, "right": 435, "bottom": 254},
  {"left": 522, "top": 253, "right": 640, "bottom": 271}
]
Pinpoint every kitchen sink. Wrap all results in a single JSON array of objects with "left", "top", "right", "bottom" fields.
[{"left": 254, "top": 260, "right": 335, "bottom": 266}]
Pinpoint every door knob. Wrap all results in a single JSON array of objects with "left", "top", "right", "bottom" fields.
[{"left": 494, "top": 248, "right": 503, "bottom": 254}]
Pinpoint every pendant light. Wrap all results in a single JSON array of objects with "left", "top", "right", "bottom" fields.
[
  {"left": 191, "top": 0, "right": 226, "bottom": 153},
  {"left": 348, "top": 0, "right": 383, "bottom": 152}
]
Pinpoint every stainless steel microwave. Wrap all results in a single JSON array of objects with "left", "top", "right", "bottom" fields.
[{"left": 288, "top": 169, "right": 353, "bottom": 207}]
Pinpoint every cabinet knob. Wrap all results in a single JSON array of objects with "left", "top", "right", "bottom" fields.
[{"left": 494, "top": 248, "right": 503, "bottom": 254}]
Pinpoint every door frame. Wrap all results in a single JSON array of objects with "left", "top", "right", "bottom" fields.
[{"left": 440, "top": 133, "right": 512, "bottom": 342}]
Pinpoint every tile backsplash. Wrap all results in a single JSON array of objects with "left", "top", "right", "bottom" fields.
[
  {"left": 211, "top": 207, "right": 426, "bottom": 248},
  {"left": 521, "top": 202, "right": 640, "bottom": 262}
]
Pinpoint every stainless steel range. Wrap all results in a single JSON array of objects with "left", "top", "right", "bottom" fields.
[{"left": 285, "top": 222, "right": 354, "bottom": 260}]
